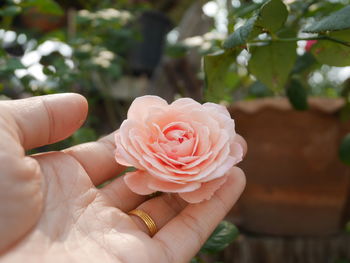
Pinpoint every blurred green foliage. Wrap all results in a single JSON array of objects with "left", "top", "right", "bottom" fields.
[{"left": 0, "top": 0, "right": 141, "bottom": 150}]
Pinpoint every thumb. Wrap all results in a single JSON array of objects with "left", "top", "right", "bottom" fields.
[{"left": 2, "top": 93, "right": 88, "bottom": 150}]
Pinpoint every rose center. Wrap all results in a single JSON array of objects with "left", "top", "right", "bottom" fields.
[
  {"left": 165, "top": 129, "right": 186, "bottom": 142},
  {"left": 162, "top": 122, "right": 193, "bottom": 144}
]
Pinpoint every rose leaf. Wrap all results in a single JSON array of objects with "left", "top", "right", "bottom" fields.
[{"left": 200, "top": 221, "right": 239, "bottom": 254}]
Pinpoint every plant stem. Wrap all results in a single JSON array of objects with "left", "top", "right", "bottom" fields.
[{"left": 250, "top": 36, "right": 350, "bottom": 47}]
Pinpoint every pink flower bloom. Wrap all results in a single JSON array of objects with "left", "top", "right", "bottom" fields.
[
  {"left": 305, "top": 40, "right": 317, "bottom": 52},
  {"left": 114, "top": 96, "right": 243, "bottom": 203}
]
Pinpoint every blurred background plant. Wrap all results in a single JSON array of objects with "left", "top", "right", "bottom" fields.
[
  {"left": 0, "top": 0, "right": 142, "bottom": 150},
  {"left": 4, "top": 0, "right": 349, "bottom": 149}
]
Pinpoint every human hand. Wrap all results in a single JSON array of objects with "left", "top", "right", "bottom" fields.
[{"left": 0, "top": 94, "right": 246, "bottom": 263}]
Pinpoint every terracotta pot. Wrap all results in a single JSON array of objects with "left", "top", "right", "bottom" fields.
[
  {"left": 20, "top": 8, "right": 65, "bottom": 33},
  {"left": 227, "top": 98, "right": 350, "bottom": 236}
]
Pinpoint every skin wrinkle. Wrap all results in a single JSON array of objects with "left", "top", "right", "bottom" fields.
[
  {"left": 41, "top": 97, "right": 55, "bottom": 146},
  {"left": 73, "top": 207, "right": 120, "bottom": 263},
  {"left": 63, "top": 136, "right": 124, "bottom": 186},
  {"left": 53, "top": 154, "right": 80, "bottom": 205},
  {"left": 0, "top": 104, "right": 24, "bottom": 148},
  {"left": 99, "top": 135, "right": 118, "bottom": 156},
  {"left": 159, "top": 194, "right": 187, "bottom": 215},
  {"left": 102, "top": 187, "right": 124, "bottom": 210},
  {"left": 0, "top": 160, "right": 43, "bottom": 254},
  {"left": 41, "top": 157, "right": 69, "bottom": 242},
  {"left": 35, "top": 153, "right": 92, "bottom": 244},
  {"left": 66, "top": 194, "right": 124, "bottom": 263},
  {"left": 175, "top": 211, "right": 205, "bottom": 254},
  {"left": 154, "top": 235, "right": 175, "bottom": 263},
  {"left": 0, "top": 110, "right": 25, "bottom": 157}
]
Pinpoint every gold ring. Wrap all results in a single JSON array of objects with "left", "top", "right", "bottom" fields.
[{"left": 128, "top": 209, "right": 157, "bottom": 237}]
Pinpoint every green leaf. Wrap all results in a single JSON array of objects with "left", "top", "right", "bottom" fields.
[
  {"left": 43, "top": 66, "right": 55, "bottom": 75},
  {"left": 190, "top": 258, "right": 200, "bottom": 263},
  {"left": 330, "top": 29, "right": 350, "bottom": 42},
  {"left": 4, "top": 57, "right": 25, "bottom": 71},
  {"left": 223, "top": 16, "right": 260, "bottom": 49},
  {"left": 248, "top": 81, "right": 273, "bottom": 98},
  {"left": 286, "top": 79, "right": 308, "bottom": 111},
  {"left": 256, "top": 0, "right": 288, "bottom": 33},
  {"left": 166, "top": 43, "right": 188, "bottom": 58},
  {"left": 339, "top": 102, "right": 350, "bottom": 122},
  {"left": 339, "top": 133, "right": 350, "bottom": 166},
  {"left": 291, "top": 53, "right": 317, "bottom": 74},
  {"left": 203, "top": 50, "right": 239, "bottom": 103},
  {"left": 23, "top": 0, "right": 63, "bottom": 16},
  {"left": 249, "top": 40, "right": 297, "bottom": 92},
  {"left": 311, "top": 36, "right": 350, "bottom": 67},
  {"left": 233, "top": 2, "right": 262, "bottom": 18},
  {"left": 304, "top": 6, "right": 350, "bottom": 33},
  {"left": 1, "top": 6, "right": 22, "bottom": 16},
  {"left": 335, "top": 260, "right": 350, "bottom": 263},
  {"left": 200, "top": 221, "right": 239, "bottom": 254},
  {"left": 72, "top": 127, "right": 97, "bottom": 145}
]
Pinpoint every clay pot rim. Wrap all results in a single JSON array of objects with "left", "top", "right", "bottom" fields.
[{"left": 228, "top": 97, "right": 345, "bottom": 114}]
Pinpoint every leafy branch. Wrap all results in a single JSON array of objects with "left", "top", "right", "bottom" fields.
[{"left": 249, "top": 36, "right": 350, "bottom": 48}]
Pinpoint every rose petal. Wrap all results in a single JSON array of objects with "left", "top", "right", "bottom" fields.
[
  {"left": 115, "top": 132, "right": 142, "bottom": 169},
  {"left": 179, "top": 175, "right": 228, "bottom": 203},
  {"left": 178, "top": 155, "right": 200, "bottom": 163},
  {"left": 151, "top": 123, "right": 168, "bottom": 142},
  {"left": 171, "top": 137, "right": 195, "bottom": 157},
  {"left": 146, "top": 107, "right": 182, "bottom": 131},
  {"left": 182, "top": 151, "right": 212, "bottom": 169},
  {"left": 185, "top": 110, "right": 221, "bottom": 144},
  {"left": 155, "top": 152, "right": 187, "bottom": 166},
  {"left": 140, "top": 159, "right": 185, "bottom": 182},
  {"left": 171, "top": 98, "right": 201, "bottom": 111},
  {"left": 162, "top": 121, "right": 194, "bottom": 135},
  {"left": 119, "top": 120, "right": 146, "bottom": 162},
  {"left": 211, "top": 131, "right": 230, "bottom": 154},
  {"left": 204, "top": 103, "right": 235, "bottom": 139},
  {"left": 200, "top": 156, "right": 236, "bottom": 182},
  {"left": 148, "top": 176, "right": 201, "bottom": 193},
  {"left": 128, "top": 95, "right": 168, "bottom": 122},
  {"left": 230, "top": 141, "right": 244, "bottom": 162},
  {"left": 133, "top": 134, "right": 154, "bottom": 156},
  {"left": 124, "top": 170, "right": 154, "bottom": 195},
  {"left": 142, "top": 154, "right": 170, "bottom": 173},
  {"left": 191, "top": 121, "right": 210, "bottom": 156},
  {"left": 203, "top": 102, "right": 231, "bottom": 117},
  {"left": 187, "top": 160, "right": 218, "bottom": 181},
  {"left": 166, "top": 166, "right": 200, "bottom": 175},
  {"left": 149, "top": 141, "right": 167, "bottom": 155}
]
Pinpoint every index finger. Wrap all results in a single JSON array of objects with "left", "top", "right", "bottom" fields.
[{"left": 63, "top": 133, "right": 125, "bottom": 185}]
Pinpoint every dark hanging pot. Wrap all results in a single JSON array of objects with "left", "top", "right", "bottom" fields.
[
  {"left": 128, "top": 10, "right": 172, "bottom": 77},
  {"left": 227, "top": 98, "right": 350, "bottom": 236}
]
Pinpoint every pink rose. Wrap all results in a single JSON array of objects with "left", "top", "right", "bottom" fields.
[{"left": 114, "top": 96, "right": 243, "bottom": 203}]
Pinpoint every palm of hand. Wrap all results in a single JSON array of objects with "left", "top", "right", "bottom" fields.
[{"left": 4, "top": 152, "right": 168, "bottom": 263}]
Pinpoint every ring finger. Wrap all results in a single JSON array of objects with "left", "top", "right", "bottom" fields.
[{"left": 128, "top": 193, "right": 188, "bottom": 236}]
